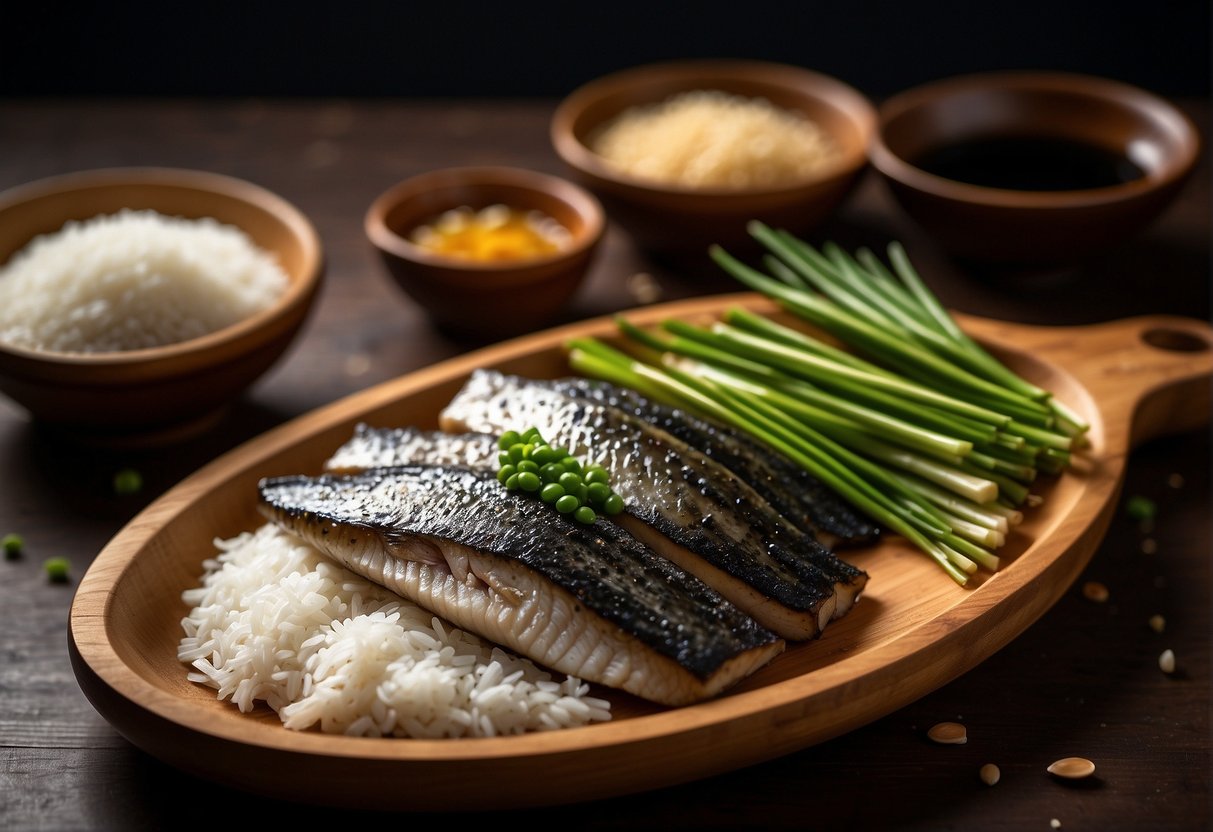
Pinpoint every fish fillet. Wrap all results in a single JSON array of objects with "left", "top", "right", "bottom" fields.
[
  {"left": 550, "top": 376, "right": 881, "bottom": 548},
  {"left": 257, "top": 465, "right": 784, "bottom": 706},
  {"left": 434, "top": 370, "right": 868, "bottom": 639}
]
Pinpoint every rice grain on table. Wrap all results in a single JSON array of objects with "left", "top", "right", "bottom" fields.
[
  {"left": 0, "top": 209, "right": 288, "bottom": 353},
  {"left": 178, "top": 524, "right": 612, "bottom": 738}
]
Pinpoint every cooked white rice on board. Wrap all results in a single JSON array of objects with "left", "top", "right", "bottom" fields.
[
  {"left": 589, "top": 89, "right": 838, "bottom": 189},
  {"left": 0, "top": 209, "right": 289, "bottom": 353},
  {"left": 178, "top": 523, "right": 612, "bottom": 738}
]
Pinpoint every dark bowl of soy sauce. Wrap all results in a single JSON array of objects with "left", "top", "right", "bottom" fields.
[{"left": 869, "top": 72, "right": 1200, "bottom": 265}]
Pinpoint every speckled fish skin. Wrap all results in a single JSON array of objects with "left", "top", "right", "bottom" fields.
[
  {"left": 438, "top": 370, "right": 869, "bottom": 639},
  {"left": 551, "top": 376, "right": 881, "bottom": 549},
  {"left": 257, "top": 465, "right": 784, "bottom": 706},
  {"left": 325, "top": 424, "right": 498, "bottom": 474}
]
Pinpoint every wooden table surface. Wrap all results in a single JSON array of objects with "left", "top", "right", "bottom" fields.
[{"left": 1, "top": 97, "right": 1208, "bottom": 831}]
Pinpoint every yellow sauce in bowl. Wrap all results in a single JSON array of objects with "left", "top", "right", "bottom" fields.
[{"left": 409, "top": 204, "right": 571, "bottom": 263}]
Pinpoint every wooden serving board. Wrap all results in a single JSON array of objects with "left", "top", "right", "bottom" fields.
[{"left": 68, "top": 295, "right": 1212, "bottom": 811}]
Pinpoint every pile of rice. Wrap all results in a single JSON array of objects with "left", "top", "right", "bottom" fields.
[
  {"left": 589, "top": 89, "right": 838, "bottom": 189},
  {"left": 178, "top": 523, "right": 612, "bottom": 738},
  {"left": 0, "top": 209, "right": 289, "bottom": 353}
]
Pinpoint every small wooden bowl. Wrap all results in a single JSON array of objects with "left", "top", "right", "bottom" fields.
[
  {"left": 0, "top": 167, "right": 324, "bottom": 444},
  {"left": 550, "top": 60, "right": 877, "bottom": 264},
  {"left": 365, "top": 166, "right": 605, "bottom": 340},
  {"left": 869, "top": 71, "right": 1201, "bottom": 264}
]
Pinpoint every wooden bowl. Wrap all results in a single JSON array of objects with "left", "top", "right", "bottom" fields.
[
  {"left": 550, "top": 60, "right": 876, "bottom": 263},
  {"left": 869, "top": 71, "right": 1201, "bottom": 264},
  {"left": 0, "top": 167, "right": 324, "bottom": 444},
  {"left": 365, "top": 166, "right": 605, "bottom": 340}
]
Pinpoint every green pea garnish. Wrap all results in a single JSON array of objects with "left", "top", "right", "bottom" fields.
[
  {"left": 2, "top": 533, "right": 23, "bottom": 560},
  {"left": 44, "top": 556, "right": 70, "bottom": 583},
  {"left": 495, "top": 427, "right": 623, "bottom": 525},
  {"left": 1126, "top": 495, "right": 1156, "bottom": 522},
  {"left": 587, "top": 482, "right": 611, "bottom": 504},
  {"left": 113, "top": 468, "right": 142, "bottom": 496}
]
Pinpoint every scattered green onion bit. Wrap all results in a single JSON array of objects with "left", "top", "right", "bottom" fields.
[
  {"left": 3, "top": 533, "right": 22, "bottom": 560},
  {"left": 497, "top": 427, "right": 625, "bottom": 523},
  {"left": 44, "top": 556, "right": 70, "bottom": 583},
  {"left": 113, "top": 468, "right": 143, "bottom": 496}
]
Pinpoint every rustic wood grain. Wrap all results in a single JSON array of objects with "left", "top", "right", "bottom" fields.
[{"left": 0, "top": 97, "right": 1208, "bottom": 830}]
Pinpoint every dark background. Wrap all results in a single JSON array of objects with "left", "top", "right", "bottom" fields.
[{"left": 3, "top": 1, "right": 1209, "bottom": 101}]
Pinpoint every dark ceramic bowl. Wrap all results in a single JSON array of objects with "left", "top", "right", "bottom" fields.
[
  {"left": 869, "top": 71, "right": 1201, "bottom": 264},
  {"left": 0, "top": 167, "right": 324, "bottom": 444},
  {"left": 365, "top": 166, "right": 604, "bottom": 340},
  {"left": 550, "top": 59, "right": 876, "bottom": 264}
]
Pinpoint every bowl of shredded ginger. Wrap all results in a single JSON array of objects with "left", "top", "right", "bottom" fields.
[
  {"left": 365, "top": 166, "right": 605, "bottom": 340},
  {"left": 551, "top": 60, "right": 876, "bottom": 261}
]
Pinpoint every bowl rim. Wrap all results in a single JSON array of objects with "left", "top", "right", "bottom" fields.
[
  {"left": 0, "top": 166, "right": 324, "bottom": 368},
  {"left": 869, "top": 70, "right": 1202, "bottom": 210},
  {"left": 364, "top": 165, "right": 606, "bottom": 275},
  {"left": 549, "top": 58, "right": 878, "bottom": 198}
]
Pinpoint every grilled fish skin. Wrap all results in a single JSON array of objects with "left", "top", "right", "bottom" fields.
[
  {"left": 550, "top": 376, "right": 881, "bottom": 548},
  {"left": 325, "top": 424, "right": 497, "bottom": 474},
  {"left": 438, "top": 370, "right": 868, "bottom": 639},
  {"left": 257, "top": 465, "right": 784, "bottom": 706},
  {"left": 329, "top": 423, "right": 838, "bottom": 637}
]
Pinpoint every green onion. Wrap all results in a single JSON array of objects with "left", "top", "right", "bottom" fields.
[{"left": 563, "top": 233, "right": 1084, "bottom": 586}]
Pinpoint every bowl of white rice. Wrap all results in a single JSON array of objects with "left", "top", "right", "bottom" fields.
[
  {"left": 551, "top": 60, "right": 876, "bottom": 263},
  {"left": 0, "top": 167, "right": 323, "bottom": 441}
]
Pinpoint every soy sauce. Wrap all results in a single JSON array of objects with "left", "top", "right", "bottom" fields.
[{"left": 913, "top": 136, "right": 1145, "bottom": 191}]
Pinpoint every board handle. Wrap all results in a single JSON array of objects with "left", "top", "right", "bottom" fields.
[{"left": 1042, "top": 314, "right": 1212, "bottom": 451}]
